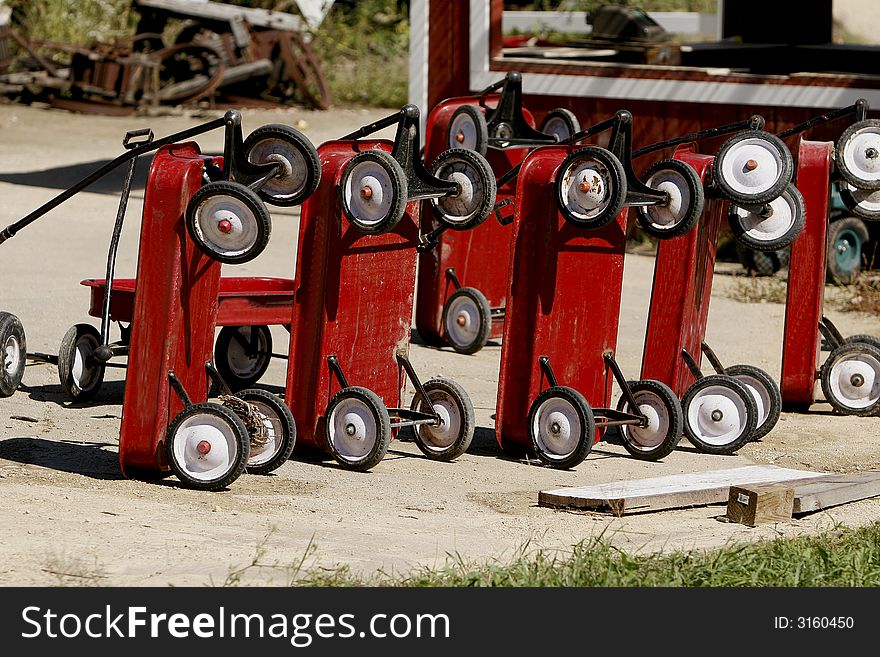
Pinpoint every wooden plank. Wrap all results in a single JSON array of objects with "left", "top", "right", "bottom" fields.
[
  {"left": 792, "top": 471, "right": 880, "bottom": 514},
  {"left": 726, "top": 483, "right": 794, "bottom": 527},
  {"left": 134, "top": 0, "right": 306, "bottom": 32},
  {"left": 538, "top": 465, "right": 823, "bottom": 516}
]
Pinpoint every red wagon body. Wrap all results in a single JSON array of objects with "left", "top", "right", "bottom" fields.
[
  {"left": 118, "top": 143, "right": 222, "bottom": 477},
  {"left": 285, "top": 139, "right": 420, "bottom": 453},
  {"left": 415, "top": 96, "right": 536, "bottom": 349},
  {"left": 495, "top": 144, "right": 626, "bottom": 453}
]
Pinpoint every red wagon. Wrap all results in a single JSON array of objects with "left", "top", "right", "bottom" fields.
[
  {"left": 64, "top": 275, "right": 295, "bottom": 400},
  {"left": 415, "top": 72, "right": 576, "bottom": 354},
  {"left": 780, "top": 102, "right": 880, "bottom": 415},
  {"left": 494, "top": 111, "right": 709, "bottom": 468},
  {"left": 285, "top": 105, "right": 497, "bottom": 470}
]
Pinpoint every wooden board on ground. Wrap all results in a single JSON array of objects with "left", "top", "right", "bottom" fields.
[
  {"left": 538, "top": 465, "right": 824, "bottom": 516},
  {"left": 724, "top": 470, "right": 880, "bottom": 526},
  {"left": 792, "top": 470, "right": 880, "bottom": 514}
]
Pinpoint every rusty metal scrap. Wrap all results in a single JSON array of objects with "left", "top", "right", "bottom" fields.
[{"left": 0, "top": 0, "right": 332, "bottom": 113}]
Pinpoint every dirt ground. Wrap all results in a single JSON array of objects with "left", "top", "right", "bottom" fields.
[{"left": 0, "top": 103, "right": 879, "bottom": 587}]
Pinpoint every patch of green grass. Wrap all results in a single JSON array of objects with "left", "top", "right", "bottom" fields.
[
  {"left": 225, "top": 521, "right": 880, "bottom": 587},
  {"left": 6, "top": 0, "right": 134, "bottom": 46}
]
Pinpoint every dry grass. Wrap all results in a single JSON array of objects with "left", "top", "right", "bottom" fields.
[
  {"left": 829, "top": 272, "right": 880, "bottom": 315},
  {"left": 727, "top": 274, "right": 788, "bottom": 305}
]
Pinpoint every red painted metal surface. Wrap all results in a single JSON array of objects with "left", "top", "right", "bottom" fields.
[
  {"left": 118, "top": 143, "right": 222, "bottom": 477},
  {"left": 285, "top": 140, "right": 421, "bottom": 452},
  {"left": 640, "top": 146, "right": 726, "bottom": 396},
  {"left": 83, "top": 276, "right": 295, "bottom": 326},
  {"left": 494, "top": 145, "right": 628, "bottom": 452},
  {"left": 780, "top": 140, "right": 833, "bottom": 408},
  {"left": 415, "top": 96, "right": 536, "bottom": 344}
]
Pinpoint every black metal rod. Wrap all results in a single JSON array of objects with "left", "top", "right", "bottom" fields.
[
  {"left": 700, "top": 341, "right": 727, "bottom": 375},
  {"left": 477, "top": 77, "right": 507, "bottom": 97},
  {"left": 0, "top": 115, "right": 229, "bottom": 244},
  {"left": 445, "top": 268, "right": 462, "bottom": 291},
  {"left": 168, "top": 371, "right": 192, "bottom": 408},
  {"left": 539, "top": 356, "right": 559, "bottom": 388},
  {"left": 594, "top": 418, "right": 643, "bottom": 428},
  {"left": 204, "top": 362, "right": 232, "bottom": 397},
  {"left": 396, "top": 353, "right": 435, "bottom": 418},
  {"left": 340, "top": 108, "right": 406, "bottom": 141},
  {"left": 327, "top": 356, "right": 350, "bottom": 389},
  {"left": 681, "top": 349, "right": 704, "bottom": 380},
  {"left": 819, "top": 316, "right": 846, "bottom": 350},
  {"left": 603, "top": 351, "right": 642, "bottom": 420},
  {"left": 632, "top": 117, "right": 762, "bottom": 159},
  {"left": 495, "top": 113, "right": 623, "bottom": 189},
  {"left": 99, "top": 133, "right": 148, "bottom": 350},
  {"left": 777, "top": 100, "right": 867, "bottom": 140}
]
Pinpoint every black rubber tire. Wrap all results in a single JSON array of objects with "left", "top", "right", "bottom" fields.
[
  {"left": 837, "top": 182, "right": 880, "bottom": 221},
  {"left": 729, "top": 183, "right": 806, "bottom": 252},
  {"left": 409, "top": 378, "right": 475, "bottom": 461},
  {"left": 556, "top": 146, "right": 627, "bottom": 229},
  {"left": 214, "top": 325, "right": 273, "bottom": 392},
  {"left": 442, "top": 287, "right": 492, "bottom": 355},
  {"left": 826, "top": 215, "right": 869, "bottom": 285},
  {"left": 540, "top": 108, "right": 581, "bottom": 142},
  {"left": 614, "top": 379, "right": 682, "bottom": 461},
  {"left": 447, "top": 104, "right": 488, "bottom": 156},
  {"left": 527, "top": 385, "right": 595, "bottom": 469},
  {"left": 835, "top": 119, "right": 880, "bottom": 191},
  {"left": 714, "top": 130, "right": 793, "bottom": 205},
  {"left": 324, "top": 386, "right": 391, "bottom": 471},
  {"left": 339, "top": 149, "right": 407, "bottom": 234},
  {"left": 636, "top": 158, "right": 704, "bottom": 239},
  {"left": 58, "top": 323, "right": 105, "bottom": 402},
  {"left": 243, "top": 123, "right": 321, "bottom": 207},
  {"left": 845, "top": 334, "right": 880, "bottom": 352},
  {"left": 682, "top": 374, "right": 758, "bottom": 455},
  {"left": 186, "top": 180, "right": 272, "bottom": 264},
  {"left": 234, "top": 388, "right": 296, "bottom": 475},
  {"left": 0, "top": 311, "right": 26, "bottom": 397},
  {"left": 165, "top": 402, "right": 250, "bottom": 491},
  {"left": 725, "top": 364, "right": 782, "bottom": 442},
  {"left": 428, "top": 148, "right": 497, "bottom": 231},
  {"left": 820, "top": 342, "right": 880, "bottom": 416}
]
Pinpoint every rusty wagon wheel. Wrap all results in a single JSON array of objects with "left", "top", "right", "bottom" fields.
[{"left": 269, "top": 31, "right": 332, "bottom": 110}]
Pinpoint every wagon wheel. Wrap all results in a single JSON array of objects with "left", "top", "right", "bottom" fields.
[
  {"left": 155, "top": 42, "right": 225, "bottom": 105},
  {"left": 272, "top": 31, "right": 331, "bottom": 110}
]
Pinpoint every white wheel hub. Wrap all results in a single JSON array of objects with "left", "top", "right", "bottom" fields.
[
  {"left": 226, "top": 327, "right": 267, "bottom": 377},
  {"left": 435, "top": 162, "right": 481, "bottom": 222},
  {"left": 841, "top": 181, "right": 880, "bottom": 213},
  {"left": 245, "top": 400, "right": 282, "bottom": 466},
  {"left": 4, "top": 334, "right": 20, "bottom": 376},
  {"left": 193, "top": 196, "right": 258, "bottom": 258},
  {"left": 248, "top": 138, "right": 308, "bottom": 200},
  {"left": 449, "top": 112, "right": 480, "bottom": 150},
  {"left": 171, "top": 414, "right": 239, "bottom": 481},
  {"left": 842, "top": 126, "right": 880, "bottom": 185},
  {"left": 445, "top": 295, "right": 481, "bottom": 347},
  {"left": 543, "top": 116, "right": 572, "bottom": 142},
  {"left": 329, "top": 397, "right": 377, "bottom": 460},
  {"left": 417, "top": 391, "right": 461, "bottom": 450},
  {"left": 732, "top": 374, "right": 770, "bottom": 427},
  {"left": 687, "top": 385, "right": 749, "bottom": 446},
  {"left": 828, "top": 353, "right": 880, "bottom": 409},
  {"left": 719, "top": 138, "right": 782, "bottom": 197},
  {"left": 343, "top": 161, "right": 394, "bottom": 226},
  {"left": 533, "top": 396, "right": 581, "bottom": 458},
  {"left": 624, "top": 391, "right": 669, "bottom": 448},
  {"left": 560, "top": 158, "right": 611, "bottom": 220},
  {"left": 72, "top": 334, "right": 100, "bottom": 390},
  {"left": 645, "top": 169, "right": 689, "bottom": 227},
  {"left": 730, "top": 191, "right": 796, "bottom": 242}
]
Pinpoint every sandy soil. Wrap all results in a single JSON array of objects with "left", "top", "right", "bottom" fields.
[{"left": 0, "top": 103, "right": 878, "bottom": 586}]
